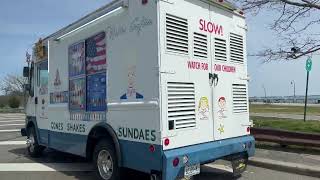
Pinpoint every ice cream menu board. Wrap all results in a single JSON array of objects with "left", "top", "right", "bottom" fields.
[
  {"left": 68, "top": 32, "right": 107, "bottom": 114},
  {"left": 69, "top": 41, "right": 86, "bottom": 111},
  {"left": 87, "top": 73, "right": 106, "bottom": 111},
  {"left": 69, "top": 78, "right": 86, "bottom": 110},
  {"left": 69, "top": 42, "right": 85, "bottom": 77}
]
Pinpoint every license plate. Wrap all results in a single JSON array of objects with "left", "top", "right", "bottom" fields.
[{"left": 184, "top": 164, "right": 200, "bottom": 177}]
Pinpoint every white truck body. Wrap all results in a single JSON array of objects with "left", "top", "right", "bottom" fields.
[{"left": 23, "top": 0, "right": 255, "bottom": 179}]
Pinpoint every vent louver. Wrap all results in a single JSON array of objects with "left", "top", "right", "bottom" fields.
[
  {"left": 214, "top": 38, "right": 227, "bottom": 61},
  {"left": 166, "top": 14, "right": 189, "bottom": 54},
  {"left": 230, "top": 33, "right": 244, "bottom": 63},
  {"left": 167, "top": 82, "right": 196, "bottom": 130},
  {"left": 232, "top": 84, "right": 248, "bottom": 113},
  {"left": 193, "top": 32, "right": 208, "bottom": 58}
]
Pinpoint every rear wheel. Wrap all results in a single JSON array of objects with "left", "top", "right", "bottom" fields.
[
  {"left": 150, "top": 172, "right": 162, "bottom": 180},
  {"left": 94, "top": 139, "right": 120, "bottom": 180},
  {"left": 231, "top": 155, "right": 248, "bottom": 178},
  {"left": 27, "top": 127, "right": 44, "bottom": 157}
]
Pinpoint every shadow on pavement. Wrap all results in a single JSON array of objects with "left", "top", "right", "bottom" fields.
[
  {"left": 8, "top": 147, "right": 150, "bottom": 180},
  {"left": 8, "top": 147, "right": 237, "bottom": 180},
  {"left": 194, "top": 166, "right": 239, "bottom": 180}
]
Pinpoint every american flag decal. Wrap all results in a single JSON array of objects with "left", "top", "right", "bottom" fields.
[{"left": 86, "top": 32, "right": 107, "bottom": 74}]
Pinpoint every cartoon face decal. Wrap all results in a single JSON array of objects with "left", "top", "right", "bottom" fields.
[
  {"left": 217, "top": 97, "right": 227, "bottom": 119},
  {"left": 120, "top": 66, "right": 143, "bottom": 100},
  {"left": 127, "top": 67, "right": 136, "bottom": 88},
  {"left": 198, "top": 97, "right": 209, "bottom": 120}
]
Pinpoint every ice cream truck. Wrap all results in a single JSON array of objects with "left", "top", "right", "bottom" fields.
[{"left": 21, "top": 0, "right": 255, "bottom": 179}]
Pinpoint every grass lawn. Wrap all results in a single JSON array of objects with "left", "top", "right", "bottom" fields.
[
  {"left": 0, "top": 107, "right": 24, "bottom": 113},
  {"left": 251, "top": 116, "right": 320, "bottom": 134},
  {"left": 250, "top": 104, "right": 320, "bottom": 116}
]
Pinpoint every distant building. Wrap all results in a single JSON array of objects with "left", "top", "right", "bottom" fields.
[{"left": 249, "top": 95, "right": 320, "bottom": 104}]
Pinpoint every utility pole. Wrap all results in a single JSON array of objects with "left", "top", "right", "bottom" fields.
[{"left": 262, "top": 85, "right": 267, "bottom": 103}]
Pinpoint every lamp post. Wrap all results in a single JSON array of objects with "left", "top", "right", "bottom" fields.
[
  {"left": 262, "top": 85, "right": 267, "bottom": 103},
  {"left": 291, "top": 80, "right": 296, "bottom": 103}
]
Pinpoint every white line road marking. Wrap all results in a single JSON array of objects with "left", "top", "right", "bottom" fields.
[
  {"left": 0, "top": 117, "right": 24, "bottom": 119},
  {"left": 0, "top": 117, "right": 25, "bottom": 119},
  {"left": 0, "top": 120, "right": 25, "bottom": 123},
  {"left": 0, "top": 141, "right": 26, "bottom": 145},
  {"left": 0, "top": 124, "right": 24, "bottom": 127},
  {"left": 0, "top": 163, "right": 93, "bottom": 172},
  {"left": 0, "top": 129, "right": 20, "bottom": 132},
  {"left": 0, "top": 119, "right": 24, "bottom": 121}
]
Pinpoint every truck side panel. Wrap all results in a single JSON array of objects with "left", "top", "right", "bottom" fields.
[{"left": 46, "top": 0, "right": 161, "bottom": 172}]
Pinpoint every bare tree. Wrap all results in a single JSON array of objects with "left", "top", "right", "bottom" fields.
[
  {"left": 234, "top": 0, "right": 320, "bottom": 61},
  {"left": 0, "top": 74, "right": 27, "bottom": 96}
]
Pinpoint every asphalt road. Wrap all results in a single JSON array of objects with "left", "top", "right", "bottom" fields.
[{"left": 0, "top": 113, "right": 318, "bottom": 180}]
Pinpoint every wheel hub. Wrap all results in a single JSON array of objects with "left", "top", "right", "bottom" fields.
[
  {"left": 27, "top": 133, "right": 35, "bottom": 152},
  {"left": 97, "top": 150, "right": 113, "bottom": 180}
]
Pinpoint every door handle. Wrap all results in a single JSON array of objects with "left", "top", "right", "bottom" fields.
[
  {"left": 35, "top": 97, "right": 38, "bottom": 104},
  {"left": 209, "top": 73, "right": 219, "bottom": 87}
]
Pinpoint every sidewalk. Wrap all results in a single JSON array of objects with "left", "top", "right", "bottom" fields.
[{"left": 249, "top": 148, "right": 320, "bottom": 177}]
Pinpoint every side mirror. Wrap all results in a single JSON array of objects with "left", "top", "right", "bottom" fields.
[
  {"left": 23, "top": 84, "right": 30, "bottom": 92},
  {"left": 23, "top": 67, "right": 30, "bottom": 77}
]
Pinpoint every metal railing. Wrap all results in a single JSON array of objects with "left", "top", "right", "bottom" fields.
[{"left": 251, "top": 127, "right": 320, "bottom": 147}]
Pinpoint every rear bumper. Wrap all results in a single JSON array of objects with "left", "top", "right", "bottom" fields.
[{"left": 162, "top": 135, "right": 255, "bottom": 180}]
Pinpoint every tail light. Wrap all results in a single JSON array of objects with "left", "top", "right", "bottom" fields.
[
  {"left": 164, "top": 138, "right": 170, "bottom": 146},
  {"left": 173, "top": 157, "right": 179, "bottom": 167},
  {"left": 149, "top": 145, "right": 155, "bottom": 153}
]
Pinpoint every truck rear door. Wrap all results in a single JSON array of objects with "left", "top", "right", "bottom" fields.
[{"left": 209, "top": 6, "right": 250, "bottom": 140}]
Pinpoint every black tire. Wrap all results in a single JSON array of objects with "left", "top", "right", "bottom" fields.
[
  {"left": 94, "top": 139, "right": 120, "bottom": 180},
  {"left": 150, "top": 172, "right": 162, "bottom": 180},
  {"left": 27, "top": 127, "right": 44, "bottom": 158}
]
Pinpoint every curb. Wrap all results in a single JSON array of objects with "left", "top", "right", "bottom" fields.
[{"left": 249, "top": 157, "right": 320, "bottom": 178}]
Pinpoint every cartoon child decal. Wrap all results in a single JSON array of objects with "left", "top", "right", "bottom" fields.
[
  {"left": 217, "top": 96, "right": 227, "bottom": 119},
  {"left": 120, "top": 66, "right": 143, "bottom": 100},
  {"left": 198, "top": 97, "right": 209, "bottom": 120}
]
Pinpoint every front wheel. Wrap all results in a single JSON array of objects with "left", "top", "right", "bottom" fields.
[
  {"left": 27, "top": 127, "right": 44, "bottom": 157},
  {"left": 94, "top": 139, "right": 120, "bottom": 180}
]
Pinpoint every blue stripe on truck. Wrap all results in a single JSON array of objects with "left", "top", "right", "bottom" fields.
[
  {"left": 119, "top": 140, "right": 162, "bottom": 173},
  {"left": 47, "top": 130, "right": 88, "bottom": 157},
  {"left": 35, "top": 125, "right": 255, "bottom": 179},
  {"left": 38, "top": 128, "right": 163, "bottom": 173}
]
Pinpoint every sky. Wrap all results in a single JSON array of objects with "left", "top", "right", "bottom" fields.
[{"left": 0, "top": 0, "right": 319, "bottom": 97}]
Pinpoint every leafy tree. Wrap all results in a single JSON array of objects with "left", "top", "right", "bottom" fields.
[
  {"left": 0, "top": 74, "right": 27, "bottom": 96},
  {"left": 8, "top": 96, "right": 20, "bottom": 108}
]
